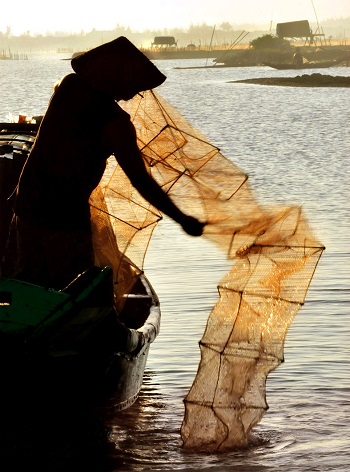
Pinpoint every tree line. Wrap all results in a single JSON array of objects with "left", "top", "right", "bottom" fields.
[{"left": 0, "top": 18, "right": 349, "bottom": 53}]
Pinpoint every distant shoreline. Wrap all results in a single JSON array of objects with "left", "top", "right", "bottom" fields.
[{"left": 230, "top": 73, "right": 350, "bottom": 87}]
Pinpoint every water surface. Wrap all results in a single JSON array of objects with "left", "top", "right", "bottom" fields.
[{"left": 0, "top": 55, "right": 349, "bottom": 471}]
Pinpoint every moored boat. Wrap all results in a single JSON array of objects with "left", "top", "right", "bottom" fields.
[
  {"left": 0, "top": 120, "right": 161, "bottom": 410},
  {"left": 69, "top": 48, "right": 231, "bottom": 61},
  {"left": 263, "top": 59, "right": 344, "bottom": 70}
]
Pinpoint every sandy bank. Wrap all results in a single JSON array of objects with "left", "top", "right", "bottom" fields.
[{"left": 230, "top": 73, "right": 350, "bottom": 87}]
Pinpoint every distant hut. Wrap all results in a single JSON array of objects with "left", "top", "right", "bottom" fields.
[
  {"left": 151, "top": 36, "right": 177, "bottom": 48},
  {"left": 276, "top": 20, "right": 324, "bottom": 45}
]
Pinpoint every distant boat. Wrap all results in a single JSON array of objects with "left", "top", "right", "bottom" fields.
[
  {"left": 138, "top": 47, "right": 230, "bottom": 61},
  {"left": 263, "top": 59, "right": 344, "bottom": 70},
  {"left": 64, "top": 48, "right": 230, "bottom": 62}
]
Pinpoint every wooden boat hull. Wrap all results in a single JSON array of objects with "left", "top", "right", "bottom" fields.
[{"left": 0, "top": 266, "right": 160, "bottom": 409}]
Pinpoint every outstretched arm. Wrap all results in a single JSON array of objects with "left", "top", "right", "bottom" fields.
[{"left": 103, "top": 116, "right": 205, "bottom": 237}]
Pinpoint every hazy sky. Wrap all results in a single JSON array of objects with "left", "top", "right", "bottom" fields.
[{"left": 1, "top": 0, "right": 349, "bottom": 35}]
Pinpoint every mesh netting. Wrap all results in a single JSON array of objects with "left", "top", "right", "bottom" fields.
[{"left": 90, "top": 90, "right": 324, "bottom": 450}]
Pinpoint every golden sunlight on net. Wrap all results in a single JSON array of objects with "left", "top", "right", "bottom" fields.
[{"left": 89, "top": 90, "right": 324, "bottom": 451}]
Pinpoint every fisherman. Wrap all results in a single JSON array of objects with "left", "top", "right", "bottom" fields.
[
  {"left": 1, "top": 37, "right": 204, "bottom": 289},
  {"left": 293, "top": 47, "right": 304, "bottom": 67}
]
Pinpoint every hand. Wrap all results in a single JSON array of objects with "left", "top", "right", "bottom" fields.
[{"left": 181, "top": 215, "right": 205, "bottom": 237}]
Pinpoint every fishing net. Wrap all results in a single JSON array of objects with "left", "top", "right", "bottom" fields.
[{"left": 90, "top": 90, "right": 324, "bottom": 450}]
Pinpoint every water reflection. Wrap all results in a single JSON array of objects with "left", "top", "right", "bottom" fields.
[
  {"left": 103, "top": 372, "right": 282, "bottom": 471},
  {"left": 0, "top": 57, "right": 349, "bottom": 471},
  {"left": 0, "top": 400, "right": 113, "bottom": 471}
]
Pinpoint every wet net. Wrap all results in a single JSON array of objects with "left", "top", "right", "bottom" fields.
[{"left": 90, "top": 90, "right": 324, "bottom": 450}]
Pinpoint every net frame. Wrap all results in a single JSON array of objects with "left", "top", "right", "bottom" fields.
[{"left": 90, "top": 90, "right": 324, "bottom": 450}]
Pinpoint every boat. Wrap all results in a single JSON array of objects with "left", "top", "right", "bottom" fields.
[
  {"left": 263, "top": 59, "right": 344, "bottom": 70},
  {"left": 0, "top": 120, "right": 161, "bottom": 411},
  {"left": 69, "top": 48, "right": 231, "bottom": 62}
]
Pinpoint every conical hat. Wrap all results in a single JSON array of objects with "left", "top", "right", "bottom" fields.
[{"left": 71, "top": 36, "right": 166, "bottom": 99}]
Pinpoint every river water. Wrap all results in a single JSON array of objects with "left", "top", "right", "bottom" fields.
[{"left": 0, "top": 54, "right": 349, "bottom": 471}]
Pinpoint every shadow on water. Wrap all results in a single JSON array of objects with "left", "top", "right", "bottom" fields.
[
  {"left": 0, "top": 370, "right": 302, "bottom": 472},
  {"left": 0, "top": 393, "right": 115, "bottom": 471},
  {"left": 0, "top": 371, "right": 175, "bottom": 472}
]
